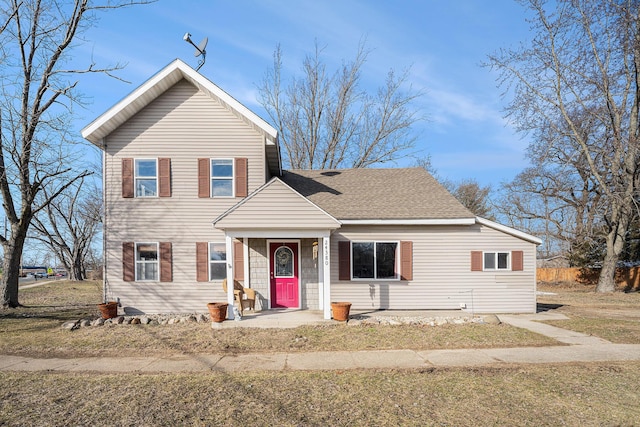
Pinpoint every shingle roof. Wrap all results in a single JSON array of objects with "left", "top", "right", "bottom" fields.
[{"left": 280, "top": 168, "right": 474, "bottom": 220}]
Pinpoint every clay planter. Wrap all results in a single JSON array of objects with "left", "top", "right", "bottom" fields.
[
  {"left": 98, "top": 301, "right": 118, "bottom": 319},
  {"left": 207, "top": 302, "right": 229, "bottom": 323},
  {"left": 331, "top": 302, "right": 352, "bottom": 321}
]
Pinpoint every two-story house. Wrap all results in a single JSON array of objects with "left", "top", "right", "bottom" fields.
[{"left": 82, "top": 59, "right": 541, "bottom": 320}]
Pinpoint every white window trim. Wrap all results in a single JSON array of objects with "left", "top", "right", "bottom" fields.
[
  {"left": 351, "top": 240, "right": 400, "bottom": 281},
  {"left": 210, "top": 158, "right": 235, "bottom": 198},
  {"left": 134, "top": 158, "right": 158, "bottom": 198},
  {"left": 135, "top": 242, "right": 159, "bottom": 281},
  {"left": 208, "top": 242, "right": 227, "bottom": 281},
  {"left": 483, "top": 251, "right": 511, "bottom": 271}
]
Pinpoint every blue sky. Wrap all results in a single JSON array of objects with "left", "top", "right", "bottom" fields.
[{"left": 76, "top": 0, "right": 535, "bottom": 188}]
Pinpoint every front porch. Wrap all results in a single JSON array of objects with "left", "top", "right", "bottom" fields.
[{"left": 222, "top": 234, "right": 334, "bottom": 320}]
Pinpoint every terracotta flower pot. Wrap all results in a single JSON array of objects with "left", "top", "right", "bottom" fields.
[
  {"left": 207, "top": 302, "right": 229, "bottom": 323},
  {"left": 331, "top": 302, "right": 352, "bottom": 321},
  {"left": 98, "top": 301, "right": 118, "bottom": 319}
]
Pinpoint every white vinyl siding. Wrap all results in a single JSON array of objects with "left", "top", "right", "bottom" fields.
[
  {"left": 103, "top": 80, "right": 267, "bottom": 313},
  {"left": 330, "top": 224, "right": 537, "bottom": 314}
]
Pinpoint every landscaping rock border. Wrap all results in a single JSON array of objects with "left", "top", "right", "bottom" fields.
[{"left": 61, "top": 313, "right": 498, "bottom": 330}]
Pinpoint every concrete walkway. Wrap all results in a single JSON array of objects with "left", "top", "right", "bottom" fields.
[{"left": 1, "top": 311, "right": 639, "bottom": 373}]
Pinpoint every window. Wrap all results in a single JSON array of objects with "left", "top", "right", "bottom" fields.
[
  {"left": 136, "top": 243, "right": 158, "bottom": 281},
  {"left": 352, "top": 241, "right": 398, "bottom": 280},
  {"left": 484, "top": 252, "right": 510, "bottom": 270},
  {"left": 209, "top": 242, "right": 226, "bottom": 281},
  {"left": 211, "top": 159, "right": 233, "bottom": 197},
  {"left": 135, "top": 159, "right": 157, "bottom": 197}
]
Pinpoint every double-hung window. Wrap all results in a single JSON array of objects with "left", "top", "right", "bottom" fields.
[
  {"left": 484, "top": 252, "right": 510, "bottom": 270},
  {"left": 209, "top": 242, "right": 227, "bottom": 280},
  {"left": 135, "top": 159, "right": 157, "bottom": 197},
  {"left": 352, "top": 241, "right": 399, "bottom": 280},
  {"left": 136, "top": 242, "right": 159, "bottom": 281},
  {"left": 211, "top": 159, "right": 233, "bottom": 197}
]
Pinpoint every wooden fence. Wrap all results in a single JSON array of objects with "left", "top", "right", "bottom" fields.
[{"left": 537, "top": 267, "right": 640, "bottom": 290}]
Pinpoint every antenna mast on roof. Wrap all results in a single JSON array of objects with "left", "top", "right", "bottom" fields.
[{"left": 183, "top": 32, "right": 208, "bottom": 71}]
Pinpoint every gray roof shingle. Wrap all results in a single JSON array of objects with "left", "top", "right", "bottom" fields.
[{"left": 281, "top": 168, "right": 474, "bottom": 220}]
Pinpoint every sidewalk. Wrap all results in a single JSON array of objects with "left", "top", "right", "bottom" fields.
[{"left": 1, "top": 311, "right": 639, "bottom": 373}]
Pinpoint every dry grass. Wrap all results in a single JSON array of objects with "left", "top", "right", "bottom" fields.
[
  {"left": 2, "top": 280, "right": 640, "bottom": 425},
  {"left": 0, "top": 281, "right": 556, "bottom": 357},
  {"left": 537, "top": 282, "right": 640, "bottom": 344},
  {"left": 1, "top": 362, "right": 639, "bottom": 426}
]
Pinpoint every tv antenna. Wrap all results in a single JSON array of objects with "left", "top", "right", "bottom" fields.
[{"left": 183, "top": 32, "right": 208, "bottom": 71}]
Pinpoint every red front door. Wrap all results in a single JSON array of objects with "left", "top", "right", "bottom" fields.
[{"left": 270, "top": 242, "right": 299, "bottom": 308}]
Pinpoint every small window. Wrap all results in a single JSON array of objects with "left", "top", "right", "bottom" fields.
[
  {"left": 135, "top": 159, "right": 157, "bottom": 197},
  {"left": 211, "top": 159, "right": 233, "bottom": 197},
  {"left": 136, "top": 242, "right": 158, "bottom": 281},
  {"left": 484, "top": 252, "right": 510, "bottom": 270},
  {"left": 209, "top": 242, "right": 226, "bottom": 281},
  {"left": 352, "top": 241, "right": 398, "bottom": 280}
]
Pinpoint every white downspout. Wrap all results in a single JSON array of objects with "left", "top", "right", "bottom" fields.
[
  {"left": 322, "top": 235, "right": 331, "bottom": 319},
  {"left": 225, "top": 234, "right": 235, "bottom": 320}
]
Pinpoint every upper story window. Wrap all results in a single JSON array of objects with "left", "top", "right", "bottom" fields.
[
  {"left": 484, "top": 252, "right": 510, "bottom": 270},
  {"left": 122, "top": 158, "right": 170, "bottom": 199},
  {"left": 211, "top": 159, "right": 234, "bottom": 197},
  {"left": 352, "top": 241, "right": 399, "bottom": 280},
  {"left": 135, "top": 159, "right": 157, "bottom": 197}
]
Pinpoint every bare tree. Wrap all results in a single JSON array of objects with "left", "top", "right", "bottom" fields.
[
  {"left": 487, "top": 0, "right": 640, "bottom": 292},
  {"left": 30, "top": 177, "right": 101, "bottom": 281},
  {"left": 0, "top": 0, "right": 150, "bottom": 308},
  {"left": 445, "top": 179, "right": 494, "bottom": 220},
  {"left": 258, "top": 40, "right": 424, "bottom": 170}
]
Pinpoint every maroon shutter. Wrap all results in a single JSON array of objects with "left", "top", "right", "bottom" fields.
[
  {"left": 198, "top": 158, "right": 210, "bottom": 198},
  {"left": 196, "top": 242, "right": 208, "bottom": 282},
  {"left": 235, "top": 158, "right": 248, "bottom": 197},
  {"left": 512, "top": 250, "right": 524, "bottom": 271},
  {"left": 338, "top": 241, "right": 351, "bottom": 281},
  {"left": 122, "top": 158, "right": 134, "bottom": 198},
  {"left": 234, "top": 240, "right": 244, "bottom": 281},
  {"left": 123, "top": 242, "right": 135, "bottom": 281},
  {"left": 400, "top": 241, "right": 413, "bottom": 281},
  {"left": 158, "top": 158, "right": 171, "bottom": 197},
  {"left": 471, "top": 251, "right": 483, "bottom": 271},
  {"left": 160, "top": 242, "right": 172, "bottom": 282}
]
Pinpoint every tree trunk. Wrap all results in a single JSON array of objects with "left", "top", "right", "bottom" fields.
[
  {"left": 1, "top": 229, "right": 28, "bottom": 308},
  {"left": 596, "top": 205, "right": 630, "bottom": 293},
  {"left": 71, "top": 253, "right": 84, "bottom": 281}
]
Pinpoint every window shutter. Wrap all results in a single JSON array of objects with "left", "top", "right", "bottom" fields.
[
  {"left": 122, "top": 158, "right": 134, "bottom": 198},
  {"left": 160, "top": 242, "right": 172, "bottom": 282},
  {"left": 338, "top": 241, "right": 351, "bottom": 281},
  {"left": 512, "top": 250, "right": 524, "bottom": 271},
  {"left": 235, "top": 158, "right": 248, "bottom": 197},
  {"left": 198, "top": 158, "right": 210, "bottom": 198},
  {"left": 233, "top": 240, "right": 244, "bottom": 281},
  {"left": 471, "top": 251, "right": 483, "bottom": 271},
  {"left": 400, "top": 241, "right": 413, "bottom": 281},
  {"left": 196, "top": 242, "right": 208, "bottom": 282},
  {"left": 158, "top": 158, "right": 171, "bottom": 197},
  {"left": 123, "top": 242, "right": 135, "bottom": 281}
]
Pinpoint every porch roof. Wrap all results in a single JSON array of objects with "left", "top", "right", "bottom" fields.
[{"left": 213, "top": 178, "right": 341, "bottom": 231}]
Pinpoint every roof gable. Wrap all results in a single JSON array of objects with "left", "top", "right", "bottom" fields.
[
  {"left": 81, "top": 59, "right": 281, "bottom": 175},
  {"left": 214, "top": 178, "right": 341, "bottom": 230},
  {"left": 281, "top": 168, "right": 475, "bottom": 221}
]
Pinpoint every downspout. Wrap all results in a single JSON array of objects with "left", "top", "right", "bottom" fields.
[{"left": 101, "top": 141, "right": 107, "bottom": 304}]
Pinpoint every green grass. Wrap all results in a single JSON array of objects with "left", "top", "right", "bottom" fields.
[{"left": 1, "top": 363, "right": 639, "bottom": 426}]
